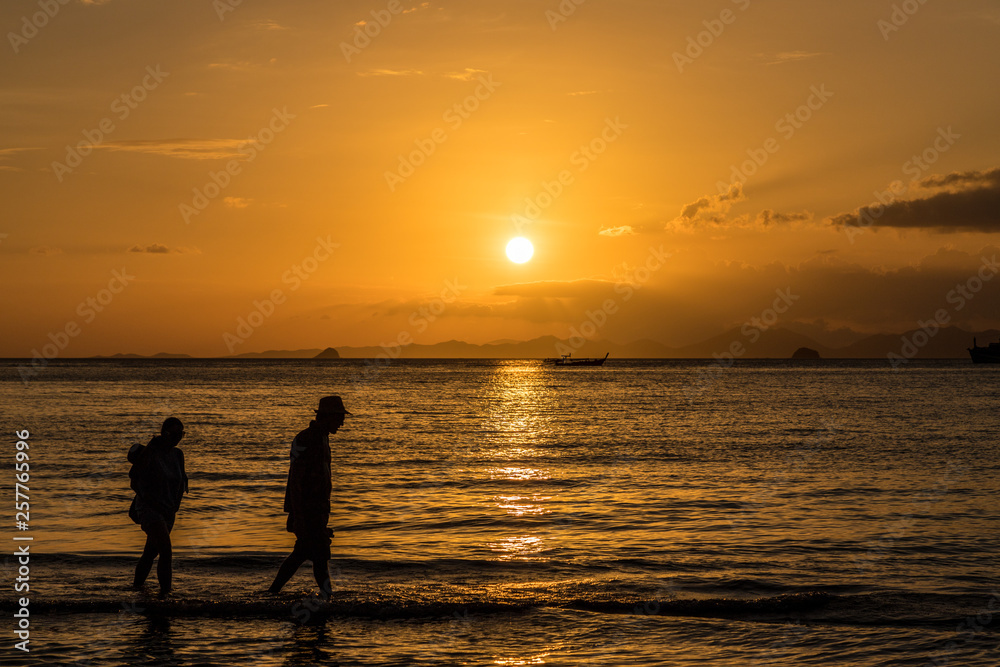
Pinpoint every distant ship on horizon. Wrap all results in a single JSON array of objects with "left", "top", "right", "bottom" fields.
[{"left": 968, "top": 337, "right": 1000, "bottom": 363}]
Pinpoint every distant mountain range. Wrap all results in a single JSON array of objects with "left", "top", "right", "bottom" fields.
[
  {"left": 90, "top": 326, "right": 994, "bottom": 360},
  {"left": 323, "top": 326, "right": 993, "bottom": 360},
  {"left": 92, "top": 352, "right": 194, "bottom": 359}
]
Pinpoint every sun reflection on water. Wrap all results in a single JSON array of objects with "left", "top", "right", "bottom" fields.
[
  {"left": 488, "top": 466, "right": 549, "bottom": 481},
  {"left": 493, "top": 655, "right": 548, "bottom": 666},
  {"left": 486, "top": 535, "right": 545, "bottom": 561},
  {"left": 479, "top": 363, "right": 563, "bottom": 563},
  {"left": 480, "top": 361, "right": 556, "bottom": 450},
  {"left": 494, "top": 494, "right": 551, "bottom": 516}
]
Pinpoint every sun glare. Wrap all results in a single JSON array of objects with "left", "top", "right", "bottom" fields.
[{"left": 506, "top": 237, "right": 534, "bottom": 264}]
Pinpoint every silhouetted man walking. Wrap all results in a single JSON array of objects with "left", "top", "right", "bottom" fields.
[{"left": 269, "top": 395, "right": 350, "bottom": 598}]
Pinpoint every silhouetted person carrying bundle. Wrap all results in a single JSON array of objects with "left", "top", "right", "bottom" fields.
[
  {"left": 269, "top": 396, "right": 350, "bottom": 598},
  {"left": 128, "top": 417, "right": 188, "bottom": 595}
]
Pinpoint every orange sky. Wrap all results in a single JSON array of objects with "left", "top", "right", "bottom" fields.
[{"left": 2, "top": 0, "right": 1000, "bottom": 356}]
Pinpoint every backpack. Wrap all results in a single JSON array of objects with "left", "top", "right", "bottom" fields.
[{"left": 127, "top": 443, "right": 146, "bottom": 524}]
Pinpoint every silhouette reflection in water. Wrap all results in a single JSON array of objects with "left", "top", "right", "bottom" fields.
[
  {"left": 122, "top": 615, "right": 179, "bottom": 667},
  {"left": 284, "top": 623, "right": 336, "bottom": 666}
]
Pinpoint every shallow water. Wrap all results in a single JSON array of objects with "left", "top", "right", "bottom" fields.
[{"left": 2, "top": 359, "right": 999, "bottom": 665}]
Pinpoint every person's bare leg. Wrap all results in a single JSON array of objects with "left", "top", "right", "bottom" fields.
[
  {"left": 133, "top": 534, "right": 158, "bottom": 590},
  {"left": 154, "top": 526, "right": 173, "bottom": 595},
  {"left": 313, "top": 559, "right": 332, "bottom": 600},
  {"left": 269, "top": 551, "right": 307, "bottom": 593}
]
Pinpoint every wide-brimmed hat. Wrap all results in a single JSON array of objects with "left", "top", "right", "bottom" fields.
[{"left": 316, "top": 395, "right": 352, "bottom": 416}]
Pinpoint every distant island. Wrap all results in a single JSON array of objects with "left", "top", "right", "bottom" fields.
[{"left": 77, "top": 326, "right": 993, "bottom": 361}]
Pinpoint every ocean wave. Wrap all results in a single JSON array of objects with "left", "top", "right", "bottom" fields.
[{"left": 7, "top": 589, "right": 998, "bottom": 629}]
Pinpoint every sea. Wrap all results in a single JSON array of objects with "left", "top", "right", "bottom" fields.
[{"left": 1, "top": 358, "right": 998, "bottom": 666}]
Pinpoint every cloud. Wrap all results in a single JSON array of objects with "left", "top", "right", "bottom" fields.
[
  {"left": 829, "top": 167, "right": 1000, "bottom": 232},
  {"left": 302, "top": 247, "right": 1000, "bottom": 346},
  {"left": 0, "top": 147, "right": 42, "bottom": 172},
  {"left": 355, "top": 1, "right": 429, "bottom": 22},
  {"left": 207, "top": 61, "right": 258, "bottom": 71},
  {"left": 224, "top": 197, "right": 252, "bottom": 209},
  {"left": 127, "top": 244, "right": 200, "bottom": 255},
  {"left": 680, "top": 183, "right": 745, "bottom": 221},
  {"left": 357, "top": 69, "right": 425, "bottom": 77},
  {"left": 599, "top": 226, "right": 636, "bottom": 237},
  {"left": 445, "top": 68, "right": 487, "bottom": 81},
  {"left": 568, "top": 90, "right": 600, "bottom": 96},
  {"left": 760, "top": 51, "right": 827, "bottom": 65},
  {"left": 469, "top": 246, "right": 1000, "bottom": 342},
  {"left": 916, "top": 168, "right": 1000, "bottom": 191},
  {"left": 494, "top": 279, "right": 616, "bottom": 299},
  {"left": 129, "top": 243, "right": 174, "bottom": 254},
  {"left": 29, "top": 246, "right": 63, "bottom": 255},
  {"left": 754, "top": 209, "right": 812, "bottom": 227},
  {"left": 668, "top": 183, "right": 746, "bottom": 230},
  {"left": 98, "top": 139, "right": 249, "bottom": 160},
  {"left": 252, "top": 19, "right": 289, "bottom": 31},
  {"left": 668, "top": 185, "right": 814, "bottom": 233},
  {"left": 0, "top": 148, "right": 40, "bottom": 158}
]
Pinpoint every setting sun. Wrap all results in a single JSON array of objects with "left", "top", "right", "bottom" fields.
[{"left": 506, "top": 237, "right": 534, "bottom": 264}]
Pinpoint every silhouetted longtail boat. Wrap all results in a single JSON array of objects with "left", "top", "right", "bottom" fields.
[{"left": 544, "top": 353, "right": 610, "bottom": 367}]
